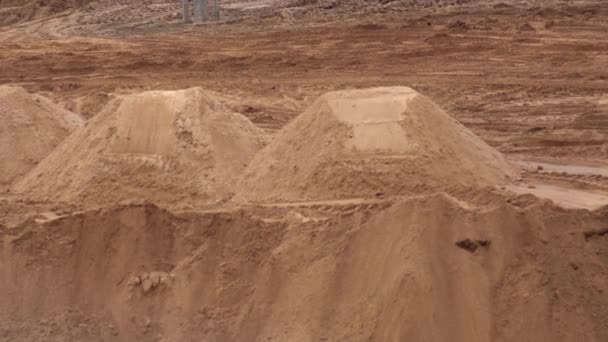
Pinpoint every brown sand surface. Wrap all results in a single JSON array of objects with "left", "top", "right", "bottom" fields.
[
  {"left": 238, "top": 87, "right": 517, "bottom": 202},
  {"left": 1, "top": 0, "right": 608, "bottom": 341},
  {"left": 2, "top": 195, "right": 608, "bottom": 341},
  {"left": 0, "top": 85, "right": 82, "bottom": 189},
  {"left": 13, "top": 87, "right": 267, "bottom": 206}
]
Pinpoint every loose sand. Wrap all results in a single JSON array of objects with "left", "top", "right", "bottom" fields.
[
  {"left": 0, "top": 85, "right": 83, "bottom": 189},
  {"left": 13, "top": 87, "right": 267, "bottom": 206},
  {"left": 2, "top": 85, "right": 607, "bottom": 342},
  {"left": 237, "top": 87, "right": 517, "bottom": 202},
  {"left": 1, "top": 1, "right": 608, "bottom": 340},
  {"left": 1, "top": 194, "right": 607, "bottom": 341}
]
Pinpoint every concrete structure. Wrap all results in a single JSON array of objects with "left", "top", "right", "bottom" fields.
[
  {"left": 195, "top": 0, "right": 207, "bottom": 22},
  {"left": 182, "top": 0, "right": 220, "bottom": 24},
  {"left": 214, "top": 0, "right": 221, "bottom": 20},
  {"left": 182, "top": 0, "right": 191, "bottom": 23}
]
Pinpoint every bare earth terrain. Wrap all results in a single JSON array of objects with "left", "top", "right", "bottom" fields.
[{"left": 0, "top": 0, "right": 607, "bottom": 341}]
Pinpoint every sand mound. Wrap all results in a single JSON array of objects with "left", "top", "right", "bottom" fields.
[
  {"left": 0, "top": 0, "right": 86, "bottom": 25},
  {"left": 237, "top": 87, "right": 517, "bottom": 202},
  {"left": 1, "top": 194, "right": 607, "bottom": 341},
  {"left": 518, "top": 22, "right": 537, "bottom": 32},
  {"left": 13, "top": 87, "right": 267, "bottom": 206},
  {"left": 573, "top": 97, "right": 608, "bottom": 129},
  {"left": 0, "top": 85, "right": 83, "bottom": 188},
  {"left": 447, "top": 19, "right": 471, "bottom": 32}
]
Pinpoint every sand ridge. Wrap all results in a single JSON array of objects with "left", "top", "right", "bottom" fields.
[
  {"left": 237, "top": 87, "right": 517, "bottom": 202},
  {"left": 1, "top": 194, "right": 607, "bottom": 341},
  {"left": 0, "top": 85, "right": 83, "bottom": 189},
  {"left": 13, "top": 87, "right": 268, "bottom": 206}
]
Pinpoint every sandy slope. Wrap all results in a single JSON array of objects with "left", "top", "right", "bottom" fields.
[
  {"left": 0, "top": 85, "right": 82, "bottom": 188},
  {"left": 0, "top": 0, "right": 607, "bottom": 340},
  {"left": 13, "top": 87, "right": 267, "bottom": 206},
  {"left": 1, "top": 194, "right": 607, "bottom": 341},
  {"left": 238, "top": 87, "right": 516, "bottom": 202}
]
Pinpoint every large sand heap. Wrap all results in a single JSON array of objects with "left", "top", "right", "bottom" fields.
[
  {"left": 0, "top": 85, "right": 82, "bottom": 188},
  {"left": 1, "top": 195, "right": 607, "bottom": 341},
  {"left": 14, "top": 87, "right": 267, "bottom": 205},
  {"left": 238, "top": 87, "right": 517, "bottom": 202}
]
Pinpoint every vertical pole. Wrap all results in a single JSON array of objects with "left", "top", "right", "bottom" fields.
[
  {"left": 202, "top": 0, "right": 208, "bottom": 22},
  {"left": 194, "top": 0, "right": 201, "bottom": 23},
  {"left": 182, "top": 0, "right": 191, "bottom": 23},
  {"left": 215, "top": 0, "right": 221, "bottom": 20},
  {"left": 195, "top": 0, "right": 207, "bottom": 23}
]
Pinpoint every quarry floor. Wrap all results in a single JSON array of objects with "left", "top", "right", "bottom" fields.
[{"left": 1, "top": 1, "right": 607, "bottom": 210}]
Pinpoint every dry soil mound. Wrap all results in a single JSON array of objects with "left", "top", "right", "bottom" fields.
[
  {"left": 1, "top": 194, "right": 606, "bottom": 341},
  {"left": 0, "top": 85, "right": 83, "bottom": 188},
  {"left": 237, "top": 87, "right": 517, "bottom": 202},
  {"left": 518, "top": 22, "right": 537, "bottom": 32},
  {"left": 574, "top": 96, "right": 608, "bottom": 129},
  {"left": 13, "top": 87, "right": 267, "bottom": 206},
  {"left": 0, "top": 0, "right": 88, "bottom": 25}
]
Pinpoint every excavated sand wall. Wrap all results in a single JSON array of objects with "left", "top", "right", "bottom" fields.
[
  {"left": 3, "top": 86, "right": 605, "bottom": 341},
  {"left": 1, "top": 196, "right": 607, "bottom": 341}
]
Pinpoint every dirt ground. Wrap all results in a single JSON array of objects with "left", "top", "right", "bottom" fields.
[
  {"left": 1, "top": 0, "right": 607, "bottom": 341},
  {"left": 1, "top": 0, "right": 607, "bottom": 168}
]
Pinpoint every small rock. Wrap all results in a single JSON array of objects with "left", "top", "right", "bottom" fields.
[
  {"left": 519, "top": 22, "right": 536, "bottom": 32},
  {"left": 150, "top": 272, "right": 161, "bottom": 287},
  {"left": 128, "top": 276, "right": 141, "bottom": 286},
  {"left": 142, "top": 278, "right": 153, "bottom": 293}
]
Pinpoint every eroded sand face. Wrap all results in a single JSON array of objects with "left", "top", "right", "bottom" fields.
[
  {"left": 13, "top": 87, "right": 268, "bottom": 206},
  {"left": 329, "top": 87, "right": 418, "bottom": 152},
  {"left": 0, "top": 85, "right": 83, "bottom": 188},
  {"left": 110, "top": 92, "right": 185, "bottom": 155},
  {"left": 1, "top": 1, "right": 608, "bottom": 341},
  {"left": 2, "top": 193, "right": 608, "bottom": 341},
  {"left": 237, "top": 87, "right": 516, "bottom": 202}
]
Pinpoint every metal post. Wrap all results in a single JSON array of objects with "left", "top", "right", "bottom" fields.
[
  {"left": 202, "top": 0, "right": 208, "bottom": 22},
  {"left": 182, "top": 0, "right": 191, "bottom": 23},
  {"left": 194, "top": 0, "right": 207, "bottom": 23},
  {"left": 215, "top": 0, "right": 221, "bottom": 20},
  {"left": 194, "top": 0, "right": 201, "bottom": 23}
]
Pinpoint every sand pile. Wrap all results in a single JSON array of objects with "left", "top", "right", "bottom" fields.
[
  {"left": 518, "top": 22, "right": 537, "bottom": 32},
  {"left": 13, "top": 87, "right": 267, "bottom": 206},
  {"left": 237, "top": 87, "right": 517, "bottom": 202},
  {"left": 0, "top": 85, "right": 83, "bottom": 189},
  {"left": 447, "top": 19, "right": 471, "bottom": 32},
  {"left": 1, "top": 194, "right": 607, "bottom": 341},
  {"left": 0, "top": 0, "right": 83, "bottom": 25}
]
